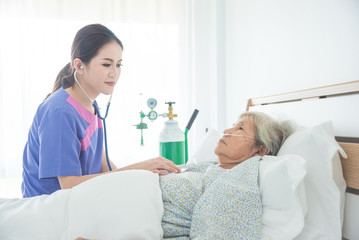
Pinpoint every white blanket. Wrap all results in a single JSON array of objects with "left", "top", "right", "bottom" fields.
[{"left": 0, "top": 170, "right": 164, "bottom": 240}]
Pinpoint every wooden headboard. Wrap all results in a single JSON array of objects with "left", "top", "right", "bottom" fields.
[
  {"left": 246, "top": 80, "right": 359, "bottom": 193},
  {"left": 336, "top": 138, "right": 359, "bottom": 193}
]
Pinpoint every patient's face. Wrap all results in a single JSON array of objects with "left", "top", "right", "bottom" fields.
[{"left": 215, "top": 116, "right": 258, "bottom": 166}]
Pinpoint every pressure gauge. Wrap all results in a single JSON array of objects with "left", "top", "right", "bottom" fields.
[
  {"left": 148, "top": 110, "right": 158, "bottom": 121},
  {"left": 147, "top": 98, "right": 157, "bottom": 109}
]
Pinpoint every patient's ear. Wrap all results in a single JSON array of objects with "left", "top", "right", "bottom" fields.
[{"left": 255, "top": 145, "right": 270, "bottom": 156}]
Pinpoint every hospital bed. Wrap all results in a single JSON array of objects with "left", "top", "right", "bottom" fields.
[{"left": 0, "top": 80, "right": 358, "bottom": 239}]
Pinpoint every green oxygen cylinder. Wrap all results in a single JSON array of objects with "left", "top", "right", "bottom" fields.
[{"left": 159, "top": 102, "right": 185, "bottom": 165}]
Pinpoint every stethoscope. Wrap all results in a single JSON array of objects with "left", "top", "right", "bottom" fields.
[{"left": 74, "top": 70, "right": 113, "bottom": 171}]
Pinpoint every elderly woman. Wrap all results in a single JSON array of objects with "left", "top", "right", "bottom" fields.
[{"left": 160, "top": 111, "right": 293, "bottom": 239}]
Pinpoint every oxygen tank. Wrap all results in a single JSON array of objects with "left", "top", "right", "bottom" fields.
[{"left": 159, "top": 102, "right": 185, "bottom": 165}]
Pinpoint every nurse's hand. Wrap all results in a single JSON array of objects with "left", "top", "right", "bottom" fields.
[{"left": 119, "top": 157, "right": 181, "bottom": 175}]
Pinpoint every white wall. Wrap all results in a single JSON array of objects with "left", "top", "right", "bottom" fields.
[
  {"left": 187, "top": 0, "right": 227, "bottom": 154},
  {"left": 224, "top": 0, "right": 359, "bottom": 126}
]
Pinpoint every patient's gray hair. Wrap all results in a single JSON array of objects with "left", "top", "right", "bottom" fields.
[{"left": 240, "top": 111, "right": 294, "bottom": 156}]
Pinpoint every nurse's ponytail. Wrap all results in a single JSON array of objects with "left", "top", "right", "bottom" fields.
[
  {"left": 45, "top": 24, "right": 123, "bottom": 100},
  {"left": 45, "top": 63, "right": 74, "bottom": 100}
]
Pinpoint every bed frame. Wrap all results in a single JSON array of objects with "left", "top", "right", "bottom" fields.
[{"left": 246, "top": 80, "right": 359, "bottom": 194}]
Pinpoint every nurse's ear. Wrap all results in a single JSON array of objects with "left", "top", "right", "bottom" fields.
[{"left": 73, "top": 58, "right": 84, "bottom": 71}]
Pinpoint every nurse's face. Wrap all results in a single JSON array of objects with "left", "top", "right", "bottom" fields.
[
  {"left": 81, "top": 41, "right": 123, "bottom": 98},
  {"left": 215, "top": 116, "right": 259, "bottom": 165}
]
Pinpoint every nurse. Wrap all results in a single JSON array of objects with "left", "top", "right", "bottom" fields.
[{"left": 22, "top": 24, "right": 180, "bottom": 198}]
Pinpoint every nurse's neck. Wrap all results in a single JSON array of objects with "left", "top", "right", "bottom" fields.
[{"left": 65, "top": 85, "right": 96, "bottom": 114}]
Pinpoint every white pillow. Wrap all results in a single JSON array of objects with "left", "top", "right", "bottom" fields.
[
  {"left": 277, "top": 121, "right": 346, "bottom": 240},
  {"left": 67, "top": 170, "right": 164, "bottom": 240},
  {"left": 260, "top": 155, "right": 307, "bottom": 240},
  {"left": 192, "top": 129, "right": 308, "bottom": 240},
  {"left": 190, "top": 128, "right": 221, "bottom": 164}
]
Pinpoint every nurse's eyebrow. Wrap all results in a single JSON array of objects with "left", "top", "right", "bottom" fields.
[{"left": 102, "top": 58, "right": 122, "bottom": 62}]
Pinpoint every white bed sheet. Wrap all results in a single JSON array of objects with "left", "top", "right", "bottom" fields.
[{"left": 0, "top": 170, "right": 164, "bottom": 240}]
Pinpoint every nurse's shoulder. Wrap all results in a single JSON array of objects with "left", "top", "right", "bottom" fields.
[{"left": 35, "top": 87, "right": 76, "bottom": 126}]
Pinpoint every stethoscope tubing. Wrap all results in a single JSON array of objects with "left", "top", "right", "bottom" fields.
[{"left": 74, "top": 70, "right": 113, "bottom": 171}]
